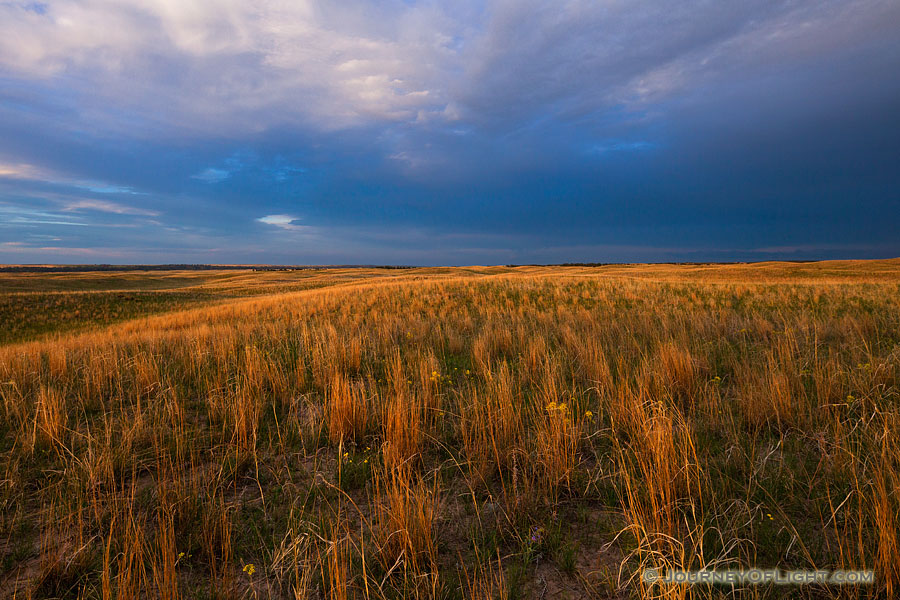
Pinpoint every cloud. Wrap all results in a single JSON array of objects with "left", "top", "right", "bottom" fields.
[
  {"left": 588, "top": 141, "right": 657, "bottom": 155},
  {"left": 0, "top": 161, "right": 51, "bottom": 180},
  {"left": 0, "top": 160, "right": 147, "bottom": 195},
  {"left": 256, "top": 214, "right": 307, "bottom": 231},
  {"left": 0, "top": 0, "right": 460, "bottom": 135},
  {"left": 62, "top": 199, "right": 159, "bottom": 216},
  {"left": 0, "top": 1, "right": 898, "bottom": 264},
  {"left": 0, "top": 204, "right": 89, "bottom": 227},
  {"left": 265, "top": 164, "right": 306, "bottom": 182},
  {"left": 191, "top": 168, "right": 231, "bottom": 183},
  {"left": 0, "top": 0, "right": 896, "bottom": 147},
  {"left": 77, "top": 183, "right": 141, "bottom": 194}
]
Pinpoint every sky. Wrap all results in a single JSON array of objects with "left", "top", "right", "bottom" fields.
[{"left": 0, "top": 0, "right": 898, "bottom": 265}]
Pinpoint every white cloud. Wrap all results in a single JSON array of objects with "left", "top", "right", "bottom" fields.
[
  {"left": 257, "top": 214, "right": 306, "bottom": 231},
  {"left": 0, "top": 0, "right": 461, "bottom": 134},
  {"left": 0, "top": 0, "right": 894, "bottom": 142}
]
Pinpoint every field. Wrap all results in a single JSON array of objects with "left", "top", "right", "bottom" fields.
[{"left": 1, "top": 261, "right": 899, "bottom": 599}]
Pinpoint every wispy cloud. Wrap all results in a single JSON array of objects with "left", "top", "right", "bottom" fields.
[
  {"left": 62, "top": 199, "right": 159, "bottom": 216},
  {"left": 0, "top": 205, "right": 89, "bottom": 227},
  {"left": 0, "top": 161, "right": 51, "bottom": 180},
  {"left": 76, "top": 182, "right": 141, "bottom": 195},
  {"left": 588, "top": 141, "right": 657, "bottom": 155},
  {"left": 191, "top": 168, "right": 231, "bottom": 183},
  {"left": 0, "top": 160, "right": 146, "bottom": 196},
  {"left": 265, "top": 165, "right": 306, "bottom": 183}
]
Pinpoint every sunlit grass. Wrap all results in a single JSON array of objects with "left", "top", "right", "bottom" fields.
[{"left": 0, "top": 262, "right": 898, "bottom": 598}]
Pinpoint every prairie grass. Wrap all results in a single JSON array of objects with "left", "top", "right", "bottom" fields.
[{"left": 0, "top": 262, "right": 899, "bottom": 598}]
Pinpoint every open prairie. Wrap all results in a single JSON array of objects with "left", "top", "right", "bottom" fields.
[{"left": 1, "top": 261, "right": 899, "bottom": 599}]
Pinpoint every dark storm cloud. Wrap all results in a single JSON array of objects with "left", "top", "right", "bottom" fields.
[{"left": 0, "top": 0, "right": 898, "bottom": 264}]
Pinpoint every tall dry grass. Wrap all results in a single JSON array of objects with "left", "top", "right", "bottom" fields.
[{"left": 0, "top": 266, "right": 897, "bottom": 598}]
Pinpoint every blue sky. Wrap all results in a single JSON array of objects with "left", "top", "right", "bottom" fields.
[{"left": 1, "top": 0, "right": 898, "bottom": 265}]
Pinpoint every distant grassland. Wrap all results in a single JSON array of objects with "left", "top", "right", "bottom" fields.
[
  {"left": 0, "top": 291, "right": 219, "bottom": 345},
  {"left": 3, "top": 261, "right": 896, "bottom": 346},
  {"left": 0, "top": 268, "right": 455, "bottom": 345},
  {"left": 1, "top": 260, "right": 899, "bottom": 599}
]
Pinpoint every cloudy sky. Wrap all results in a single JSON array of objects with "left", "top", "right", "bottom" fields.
[{"left": 1, "top": 0, "right": 898, "bottom": 265}]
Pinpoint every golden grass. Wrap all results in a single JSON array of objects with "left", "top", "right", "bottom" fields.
[{"left": 0, "top": 262, "right": 898, "bottom": 599}]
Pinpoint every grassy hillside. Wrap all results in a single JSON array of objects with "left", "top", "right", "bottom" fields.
[{"left": 1, "top": 263, "right": 898, "bottom": 598}]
